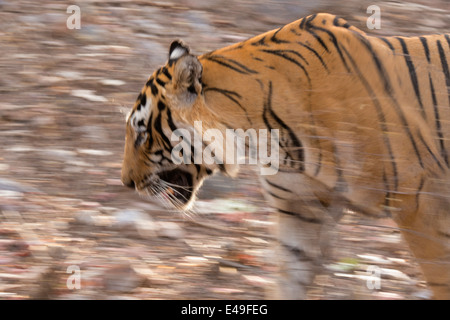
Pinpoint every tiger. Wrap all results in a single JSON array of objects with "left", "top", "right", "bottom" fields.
[{"left": 121, "top": 13, "right": 450, "bottom": 299}]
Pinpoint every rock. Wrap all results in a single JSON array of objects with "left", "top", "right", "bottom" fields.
[
  {"left": 113, "top": 209, "right": 159, "bottom": 238},
  {"left": 136, "top": 219, "right": 159, "bottom": 238},
  {"left": 103, "top": 264, "right": 144, "bottom": 293},
  {"left": 47, "top": 245, "right": 67, "bottom": 260},
  {"left": 0, "top": 178, "right": 39, "bottom": 193},
  {"left": 76, "top": 149, "right": 113, "bottom": 156},
  {"left": 0, "top": 190, "right": 24, "bottom": 200},
  {"left": 99, "top": 79, "right": 125, "bottom": 86},
  {"left": 380, "top": 268, "right": 414, "bottom": 283},
  {"left": 413, "top": 289, "right": 434, "bottom": 300},
  {"left": 73, "top": 210, "right": 98, "bottom": 226},
  {"left": 357, "top": 254, "right": 392, "bottom": 265},
  {"left": 114, "top": 209, "right": 149, "bottom": 227},
  {"left": 7, "top": 240, "right": 30, "bottom": 257},
  {"left": 157, "top": 221, "right": 185, "bottom": 239},
  {"left": 71, "top": 89, "right": 108, "bottom": 102}
]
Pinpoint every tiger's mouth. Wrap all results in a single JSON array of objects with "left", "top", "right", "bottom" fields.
[{"left": 157, "top": 169, "right": 194, "bottom": 206}]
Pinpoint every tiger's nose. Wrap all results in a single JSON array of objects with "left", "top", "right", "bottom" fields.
[{"left": 122, "top": 178, "right": 136, "bottom": 189}]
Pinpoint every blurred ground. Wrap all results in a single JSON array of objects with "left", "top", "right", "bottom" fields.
[{"left": 0, "top": 0, "right": 449, "bottom": 299}]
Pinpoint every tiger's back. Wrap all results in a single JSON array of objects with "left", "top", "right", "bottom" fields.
[{"left": 122, "top": 13, "right": 450, "bottom": 298}]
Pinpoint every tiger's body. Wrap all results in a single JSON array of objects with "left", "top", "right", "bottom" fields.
[{"left": 121, "top": 13, "right": 450, "bottom": 299}]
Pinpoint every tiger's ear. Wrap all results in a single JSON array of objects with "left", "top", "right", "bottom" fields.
[
  {"left": 169, "top": 40, "right": 190, "bottom": 62},
  {"left": 169, "top": 41, "right": 203, "bottom": 108}
]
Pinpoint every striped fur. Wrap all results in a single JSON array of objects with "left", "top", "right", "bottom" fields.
[{"left": 122, "top": 13, "right": 450, "bottom": 299}]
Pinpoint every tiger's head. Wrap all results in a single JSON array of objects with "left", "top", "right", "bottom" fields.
[{"left": 121, "top": 40, "right": 235, "bottom": 210}]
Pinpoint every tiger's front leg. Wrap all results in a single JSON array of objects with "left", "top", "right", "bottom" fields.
[
  {"left": 394, "top": 176, "right": 450, "bottom": 299},
  {"left": 261, "top": 174, "right": 343, "bottom": 299}
]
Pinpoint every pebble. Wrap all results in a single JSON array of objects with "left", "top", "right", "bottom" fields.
[
  {"left": 77, "top": 149, "right": 113, "bottom": 156},
  {"left": 136, "top": 219, "right": 159, "bottom": 238},
  {"left": 112, "top": 209, "right": 159, "bottom": 238},
  {"left": 55, "top": 70, "right": 83, "bottom": 80},
  {"left": 103, "top": 264, "right": 144, "bottom": 293},
  {"left": 73, "top": 210, "right": 99, "bottom": 226},
  {"left": 0, "top": 190, "right": 24, "bottom": 200},
  {"left": 357, "top": 254, "right": 392, "bottom": 265},
  {"left": 71, "top": 89, "right": 108, "bottom": 103},
  {"left": 156, "top": 221, "right": 185, "bottom": 240},
  {"left": 99, "top": 79, "right": 126, "bottom": 86},
  {"left": 0, "top": 178, "right": 38, "bottom": 193},
  {"left": 380, "top": 267, "right": 413, "bottom": 283},
  {"left": 114, "top": 209, "right": 150, "bottom": 226}
]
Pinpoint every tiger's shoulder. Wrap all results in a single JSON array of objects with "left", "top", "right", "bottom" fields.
[{"left": 201, "top": 13, "right": 365, "bottom": 56}]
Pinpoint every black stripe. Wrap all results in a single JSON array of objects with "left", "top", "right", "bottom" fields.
[
  {"left": 262, "top": 82, "right": 305, "bottom": 171},
  {"left": 340, "top": 45, "right": 399, "bottom": 191},
  {"left": 437, "top": 39, "right": 450, "bottom": 166},
  {"left": 271, "top": 27, "right": 289, "bottom": 44},
  {"left": 306, "top": 13, "right": 318, "bottom": 24},
  {"left": 332, "top": 143, "right": 348, "bottom": 193},
  {"left": 297, "top": 41, "right": 329, "bottom": 72},
  {"left": 143, "top": 152, "right": 158, "bottom": 165},
  {"left": 428, "top": 76, "right": 448, "bottom": 168},
  {"left": 314, "top": 146, "right": 322, "bottom": 177},
  {"left": 251, "top": 36, "right": 268, "bottom": 47},
  {"left": 281, "top": 243, "right": 315, "bottom": 265},
  {"left": 378, "top": 37, "right": 395, "bottom": 51},
  {"left": 155, "top": 78, "right": 166, "bottom": 87},
  {"left": 351, "top": 34, "right": 424, "bottom": 170},
  {"left": 161, "top": 67, "right": 172, "bottom": 80},
  {"left": 146, "top": 113, "right": 154, "bottom": 150},
  {"left": 397, "top": 37, "right": 425, "bottom": 118},
  {"left": 140, "top": 93, "right": 147, "bottom": 107},
  {"left": 165, "top": 108, "right": 178, "bottom": 132},
  {"left": 382, "top": 171, "right": 392, "bottom": 217},
  {"left": 333, "top": 16, "right": 351, "bottom": 29},
  {"left": 299, "top": 17, "right": 307, "bottom": 30},
  {"left": 150, "top": 82, "right": 158, "bottom": 95},
  {"left": 415, "top": 176, "right": 425, "bottom": 212},
  {"left": 354, "top": 34, "right": 394, "bottom": 95},
  {"left": 146, "top": 77, "right": 158, "bottom": 94},
  {"left": 266, "top": 190, "right": 287, "bottom": 200},
  {"left": 416, "top": 127, "right": 445, "bottom": 172},
  {"left": 169, "top": 125, "right": 196, "bottom": 165},
  {"left": 437, "top": 39, "right": 450, "bottom": 99},
  {"left": 266, "top": 48, "right": 309, "bottom": 65},
  {"left": 204, "top": 55, "right": 258, "bottom": 75},
  {"left": 277, "top": 208, "right": 321, "bottom": 224},
  {"left": 134, "top": 133, "right": 145, "bottom": 148},
  {"left": 136, "top": 92, "right": 142, "bottom": 104},
  {"left": 302, "top": 27, "right": 329, "bottom": 53},
  {"left": 260, "top": 49, "right": 310, "bottom": 83},
  {"left": 203, "top": 87, "right": 252, "bottom": 124},
  {"left": 203, "top": 88, "right": 242, "bottom": 109},
  {"left": 152, "top": 149, "right": 172, "bottom": 163},
  {"left": 419, "top": 36, "right": 430, "bottom": 63},
  {"left": 154, "top": 113, "right": 172, "bottom": 150},
  {"left": 305, "top": 22, "right": 350, "bottom": 72},
  {"left": 157, "top": 101, "right": 166, "bottom": 111},
  {"left": 264, "top": 178, "right": 291, "bottom": 193}
]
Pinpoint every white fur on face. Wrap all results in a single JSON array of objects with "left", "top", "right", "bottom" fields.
[
  {"left": 125, "top": 110, "right": 132, "bottom": 123},
  {"left": 129, "top": 94, "right": 152, "bottom": 134}
]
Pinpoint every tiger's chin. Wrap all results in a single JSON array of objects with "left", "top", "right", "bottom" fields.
[{"left": 137, "top": 168, "right": 197, "bottom": 211}]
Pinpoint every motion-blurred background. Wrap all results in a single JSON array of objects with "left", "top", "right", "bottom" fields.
[{"left": 0, "top": 0, "right": 449, "bottom": 299}]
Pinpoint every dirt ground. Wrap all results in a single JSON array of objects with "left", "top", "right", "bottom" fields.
[{"left": 0, "top": 0, "right": 449, "bottom": 300}]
